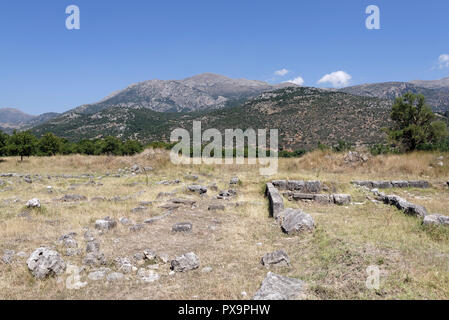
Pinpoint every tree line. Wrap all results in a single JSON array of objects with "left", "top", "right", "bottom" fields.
[{"left": 0, "top": 131, "right": 144, "bottom": 161}]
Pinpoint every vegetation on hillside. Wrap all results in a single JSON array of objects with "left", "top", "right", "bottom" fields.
[
  {"left": 370, "top": 93, "right": 449, "bottom": 154},
  {"left": 31, "top": 87, "right": 394, "bottom": 151}
]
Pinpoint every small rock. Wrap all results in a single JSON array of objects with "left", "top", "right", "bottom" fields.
[
  {"left": 65, "top": 248, "right": 81, "bottom": 257},
  {"left": 230, "top": 177, "right": 240, "bottom": 185},
  {"left": 147, "top": 264, "right": 159, "bottom": 270},
  {"left": 60, "top": 194, "right": 87, "bottom": 202},
  {"left": 333, "top": 194, "right": 351, "bottom": 205},
  {"left": 423, "top": 214, "right": 449, "bottom": 226},
  {"left": 26, "top": 198, "right": 41, "bottom": 208},
  {"left": 106, "top": 272, "right": 124, "bottom": 281},
  {"left": 170, "top": 198, "right": 197, "bottom": 206},
  {"left": 172, "top": 222, "right": 193, "bottom": 233},
  {"left": 201, "top": 267, "right": 213, "bottom": 273},
  {"left": 83, "top": 230, "right": 96, "bottom": 242},
  {"left": 130, "top": 164, "right": 142, "bottom": 173},
  {"left": 2, "top": 250, "right": 15, "bottom": 264},
  {"left": 83, "top": 252, "right": 106, "bottom": 266},
  {"left": 170, "top": 252, "right": 200, "bottom": 272},
  {"left": 143, "top": 249, "right": 157, "bottom": 262},
  {"left": 188, "top": 185, "right": 208, "bottom": 194},
  {"left": 88, "top": 269, "right": 109, "bottom": 281},
  {"left": 16, "top": 251, "right": 27, "bottom": 258},
  {"left": 158, "top": 180, "right": 181, "bottom": 185},
  {"left": 131, "top": 206, "right": 147, "bottom": 213},
  {"left": 279, "top": 209, "right": 315, "bottom": 235},
  {"left": 59, "top": 233, "right": 78, "bottom": 248},
  {"left": 130, "top": 224, "right": 146, "bottom": 232},
  {"left": 114, "top": 257, "right": 134, "bottom": 274},
  {"left": 137, "top": 268, "right": 160, "bottom": 283},
  {"left": 184, "top": 174, "right": 199, "bottom": 181},
  {"left": 91, "top": 196, "right": 107, "bottom": 202},
  {"left": 86, "top": 240, "right": 100, "bottom": 253},
  {"left": 119, "top": 217, "right": 133, "bottom": 226},
  {"left": 208, "top": 204, "right": 225, "bottom": 211},
  {"left": 159, "top": 253, "right": 170, "bottom": 264},
  {"left": 253, "top": 272, "right": 306, "bottom": 300},
  {"left": 27, "top": 247, "right": 66, "bottom": 279},
  {"left": 261, "top": 250, "right": 291, "bottom": 267},
  {"left": 95, "top": 217, "right": 117, "bottom": 231}
]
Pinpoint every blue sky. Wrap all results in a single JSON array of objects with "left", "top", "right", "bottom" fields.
[{"left": 1, "top": 0, "right": 448, "bottom": 115}]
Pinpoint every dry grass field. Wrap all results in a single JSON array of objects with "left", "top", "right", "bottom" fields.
[{"left": 1, "top": 149, "right": 449, "bottom": 300}]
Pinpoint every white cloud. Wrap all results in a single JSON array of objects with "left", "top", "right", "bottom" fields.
[
  {"left": 284, "top": 76, "right": 305, "bottom": 86},
  {"left": 438, "top": 54, "right": 449, "bottom": 69},
  {"left": 274, "top": 68, "right": 289, "bottom": 76},
  {"left": 317, "top": 71, "right": 352, "bottom": 88}
]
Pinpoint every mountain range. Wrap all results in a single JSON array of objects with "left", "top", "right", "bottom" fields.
[
  {"left": 2, "top": 73, "right": 449, "bottom": 149},
  {"left": 0, "top": 108, "right": 59, "bottom": 133},
  {"left": 339, "top": 79, "right": 449, "bottom": 113},
  {"left": 31, "top": 87, "right": 393, "bottom": 150},
  {"left": 70, "top": 73, "right": 296, "bottom": 114}
]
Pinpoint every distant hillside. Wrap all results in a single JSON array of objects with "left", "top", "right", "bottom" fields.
[
  {"left": 339, "top": 81, "right": 449, "bottom": 113},
  {"left": 32, "top": 87, "right": 393, "bottom": 150},
  {"left": 410, "top": 77, "right": 449, "bottom": 89},
  {"left": 0, "top": 108, "right": 35, "bottom": 125},
  {"left": 0, "top": 108, "right": 60, "bottom": 133},
  {"left": 68, "top": 73, "right": 296, "bottom": 114}
]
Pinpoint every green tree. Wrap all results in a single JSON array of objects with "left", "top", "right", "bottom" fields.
[
  {"left": 77, "top": 139, "right": 97, "bottom": 155},
  {"left": 388, "top": 93, "right": 448, "bottom": 151},
  {"left": 122, "top": 140, "right": 143, "bottom": 155},
  {"left": 7, "top": 130, "right": 38, "bottom": 161},
  {"left": 38, "top": 133, "right": 62, "bottom": 156},
  {"left": 100, "top": 136, "right": 123, "bottom": 155},
  {"left": 0, "top": 130, "right": 8, "bottom": 156}
]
